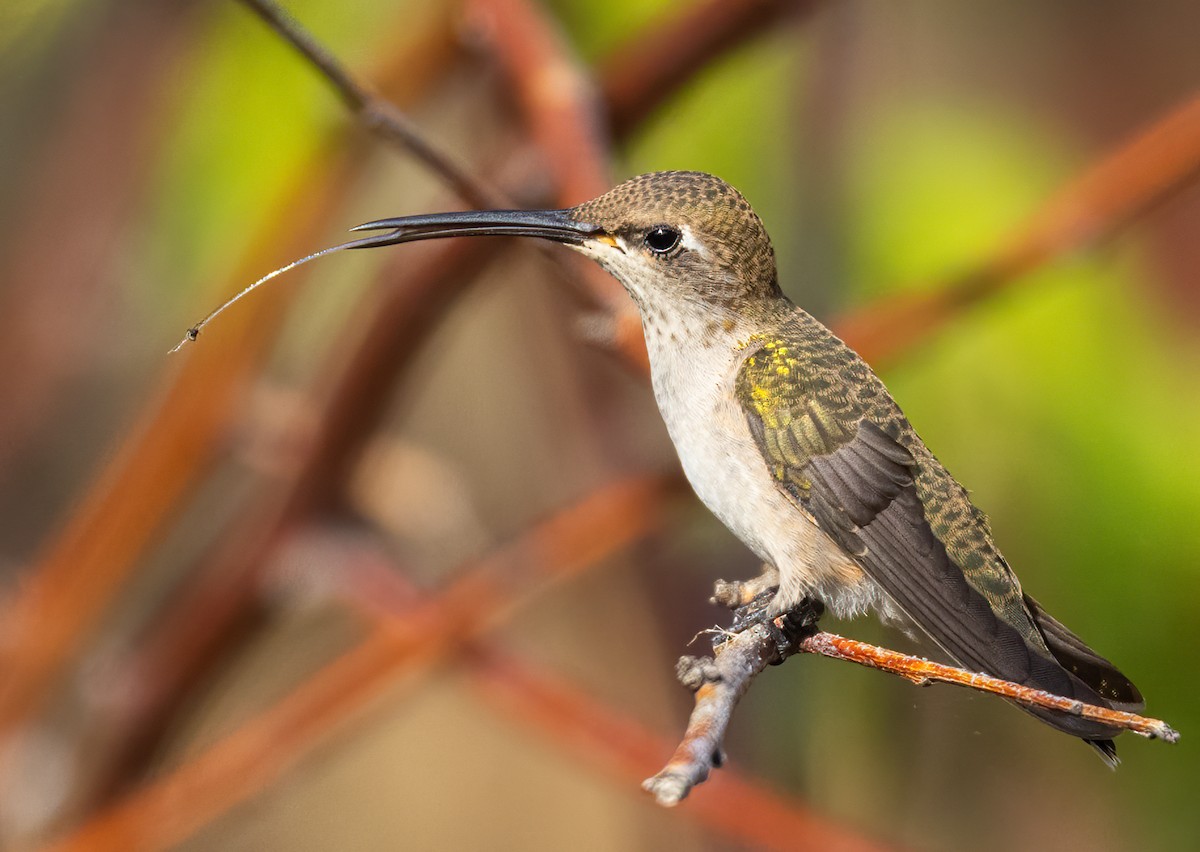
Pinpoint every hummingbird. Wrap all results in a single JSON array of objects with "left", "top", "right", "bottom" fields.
[{"left": 179, "top": 170, "right": 1143, "bottom": 762}]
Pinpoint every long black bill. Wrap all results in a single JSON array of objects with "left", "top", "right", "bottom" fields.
[
  {"left": 346, "top": 208, "right": 601, "bottom": 248},
  {"left": 172, "top": 208, "right": 602, "bottom": 352}
]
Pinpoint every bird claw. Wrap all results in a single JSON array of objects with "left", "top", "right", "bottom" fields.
[
  {"left": 723, "top": 595, "right": 824, "bottom": 660},
  {"left": 723, "top": 593, "right": 824, "bottom": 660},
  {"left": 765, "top": 600, "right": 824, "bottom": 663},
  {"left": 727, "top": 588, "right": 775, "bottom": 634}
]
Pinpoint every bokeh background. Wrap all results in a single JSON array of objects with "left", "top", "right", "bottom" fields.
[{"left": 1, "top": 0, "right": 1197, "bottom": 849}]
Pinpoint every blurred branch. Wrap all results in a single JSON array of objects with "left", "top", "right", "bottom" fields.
[
  {"left": 48, "top": 476, "right": 668, "bottom": 851},
  {"left": 88, "top": 236, "right": 499, "bottom": 802},
  {"left": 0, "top": 141, "right": 366, "bottom": 737},
  {"left": 837, "top": 91, "right": 1200, "bottom": 365},
  {"left": 466, "top": 0, "right": 611, "bottom": 204},
  {"left": 0, "top": 1, "right": 465, "bottom": 757},
  {"left": 463, "top": 0, "right": 636, "bottom": 350},
  {"left": 238, "top": 0, "right": 505, "bottom": 209},
  {"left": 647, "top": 604, "right": 1180, "bottom": 806},
  {"left": 601, "top": 0, "right": 823, "bottom": 138},
  {"left": 59, "top": 476, "right": 891, "bottom": 852},
  {"left": 96, "top": 0, "right": 634, "bottom": 794},
  {"left": 0, "top": 0, "right": 196, "bottom": 478}
]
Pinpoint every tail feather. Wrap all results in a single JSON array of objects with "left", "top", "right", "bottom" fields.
[
  {"left": 1023, "top": 594, "right": 1144, "bottom": 711},
  {"left": 1086, "top": 738, "right": 1120, "bottom": 769}
]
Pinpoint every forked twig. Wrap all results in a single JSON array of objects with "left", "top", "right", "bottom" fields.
[{"left": 646, "top": 606, "right": 1180, "bottom": 807}]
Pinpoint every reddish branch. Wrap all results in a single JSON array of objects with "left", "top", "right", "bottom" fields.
[
  {"left": 48, "top": 476, "right": 668, "bottom": 851},
  {"left": 0, "top": 143, "right": 367, "bottom": 735},
  {"left": 601, "top": 0, "right": 823, "bottom": 137},
  {"left": 0, "top": 5, "right": 468, "bottom": 742},
  {"left": 646, "top": 608, "right": 1179, "bottom": 806},
  {"left": 837, "top": 91, "right": 1200, "bottom": 365},
  {"left": 55, "top": 482, "right": 888, "bottom": 852},
  {"left": 88, "top": 237, "right": 501, "bottom": 801},
  {"left": 800, "top": 631, "right": 1179, "bottom": 741}
]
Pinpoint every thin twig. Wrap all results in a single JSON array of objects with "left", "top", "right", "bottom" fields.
[
  {"left": 647, "top": 610, "right": 1180, "bottom": 805},
  {"left": 798, "top": 631, "right": 1180, "bottom": 742},
  {"left": 238, "top": 0, "right": 505, "bottom": 209},
  {"left": 642, "top": 622, "right": 790, "bottom": 807}
]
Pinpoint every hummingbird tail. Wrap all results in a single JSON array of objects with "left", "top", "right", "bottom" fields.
[
  {"left": 1086, "top": 738, "right": 1120, "bottom": 769},
  {"left": 1023, "top": 594, "right": 1145, "bottom": 712}
]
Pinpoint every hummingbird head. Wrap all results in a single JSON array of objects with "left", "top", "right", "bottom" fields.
[
  {"left": 568, "top": 171, "right": 782, "bottom": 315},
  {"left": 349, "top": 171, "right": 781, "bottom": 316}
]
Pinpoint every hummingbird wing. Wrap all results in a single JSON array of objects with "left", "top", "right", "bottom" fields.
[{"left": 735, "top": 331, "right": 1142, "bottom": 744}]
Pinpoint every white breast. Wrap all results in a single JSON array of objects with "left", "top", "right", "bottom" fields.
[{"left": 641, "top": 310, "right": 880, "bottom": 618}]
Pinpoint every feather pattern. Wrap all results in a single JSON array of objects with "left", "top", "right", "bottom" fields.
[{"left": 735, "top": 315, "right": 1143, "bottom": 749}]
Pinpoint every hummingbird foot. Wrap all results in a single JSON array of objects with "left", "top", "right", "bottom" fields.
[
  {"left": 726, "top": 588, "right": 776, "bottom": 635},
  {"left": 711, "top": 563, "right": 780, "bottom": 610},
  {"left": 725, "top": 591, "right": 824, "bottom": 662},
  {"left": 765, "top": 600, "right": 825, "bottom": 663}
]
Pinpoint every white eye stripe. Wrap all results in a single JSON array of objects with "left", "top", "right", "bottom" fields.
[{"left": 679, "top": 225, "right": 709, "bottom": 258}]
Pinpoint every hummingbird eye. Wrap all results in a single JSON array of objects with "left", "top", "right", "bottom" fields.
[{"left": 644, "top": 225, "right": 682, "bottom": 254}]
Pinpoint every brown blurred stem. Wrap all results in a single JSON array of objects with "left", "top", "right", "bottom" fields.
[
  {"left": 837, "top": 91, "right": 1200, "bottom": 365},
  {"left": 0, "top": 0, "right": 464, "bottom": 773},
  {"left": 237, "top": 0, "right": 505, "bottom": 209},
  {"left": 55, "top": 484, "right": 889, "bottom": 852},
  {"left": 0, "top": 0, "right": 199, "bottom": 478},
  {"left": 103, "top": 0, "right": 633, "bottom": 786},
  {"left": 646, "top": 606, "right": 1180, "bottom": 806},
  {"left": 48, "top": 476, "right": 669, "bottom": 851},
  {"left": 601, "top": 0, "right": 823, "bottom": 137}
]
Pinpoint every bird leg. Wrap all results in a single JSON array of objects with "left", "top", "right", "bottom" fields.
[
  {"left": 713, "top": 563, "right": 823, "bottom": 658},
  {"left": 710, "top": 562, "right": 779, "bottom": 610}
]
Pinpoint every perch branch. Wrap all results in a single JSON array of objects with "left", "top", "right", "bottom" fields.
[
  {"left": 643, "top": 622, "right": 794, "bottom": 807},
  {"left": 646, "top": 608, "right": 1179, "bottom": 806},
  {"left": 798, "top": 631, "right": 1179, "bottom": 741}
]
